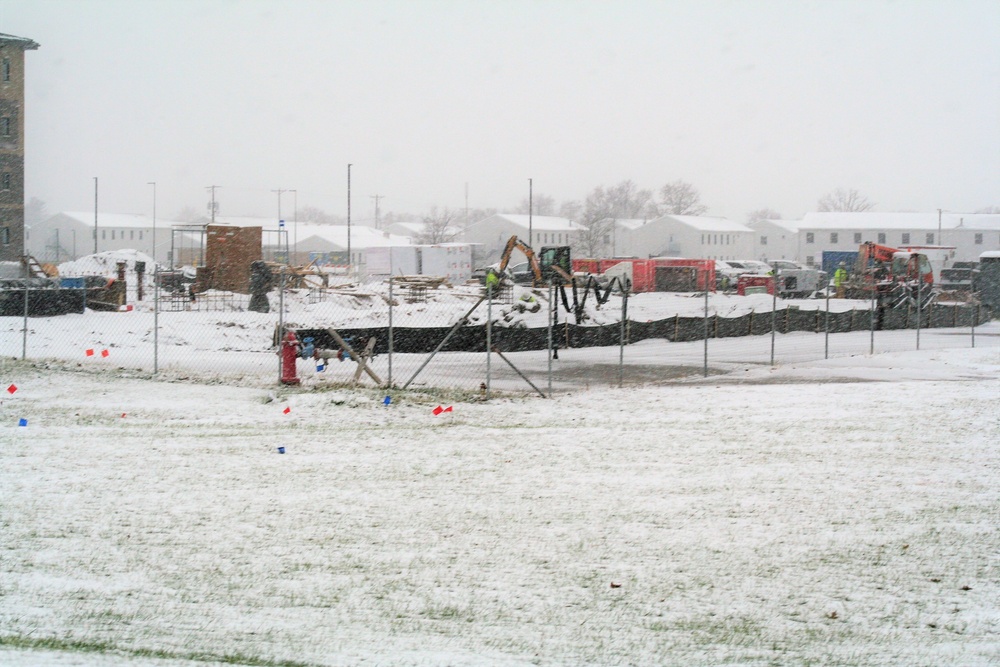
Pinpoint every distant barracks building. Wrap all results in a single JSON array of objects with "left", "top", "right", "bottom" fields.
[{"left": 0, "top": 32, "right": 38, "bottom": 262}]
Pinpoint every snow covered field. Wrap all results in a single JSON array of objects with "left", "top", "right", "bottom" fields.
[{"left": 2, "top": 341, "right": 999, "bottom": 666}]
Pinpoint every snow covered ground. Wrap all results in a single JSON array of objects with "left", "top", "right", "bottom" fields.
[{"left": 1, "top": 341, "right": 998, "bottom": 666}]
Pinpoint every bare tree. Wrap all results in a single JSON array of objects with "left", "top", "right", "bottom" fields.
[
  {"left": 817, "top": 188, "right": 875, "bottom": 212},
  {"left": 746, "top": 207, "right": 782, "bottom": 224},
  {"left": 415, "top": 207, "right": 459, "bottom": 244},
  {"left": 300, "top": 206, "right": 343, "bottom": 225},
  {"left": 175, "top": 206, "right": 202, "bottom": 223},
  {"left": 974, "top": 205, "right": 1000, "bottom": 214},
  {"left": 515, "top": 193, "right": 556, "bottom": 216},
  {"left": 658, "top": 180, "right": 708, "bottom": 216},
  {"left": 608, "top": 180, "right": 657, "bottom": 219},
  {"left": 24, "top": 196, "right": 47, "bottom": 227},
  {"left": 573, "top": 186, "right": 617, "bottom": 257},
  {"left": 558, "top": 199, "right": 582, "bottom": 222}
]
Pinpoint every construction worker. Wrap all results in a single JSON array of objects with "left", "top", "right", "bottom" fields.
[
  {"left": 834, "top": 262, "right": 848, "bottom": 298},
  {"left": 485, "top": 268, "right": 500, "bottom": 295}
]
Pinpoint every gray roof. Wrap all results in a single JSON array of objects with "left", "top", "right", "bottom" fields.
[{"left": 0, "top": 33, "right": 40, "bottom": 49}]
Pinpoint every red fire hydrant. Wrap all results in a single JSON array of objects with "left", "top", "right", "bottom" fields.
[{"left": 280, "top": 330, "right": 301, "bottom": 385}]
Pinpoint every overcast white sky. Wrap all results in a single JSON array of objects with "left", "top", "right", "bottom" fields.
[{"left": 2, "top": 0, "right": 998, "bottom": 223}]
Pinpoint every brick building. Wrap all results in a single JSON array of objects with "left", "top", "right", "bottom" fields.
[{"left": 0, "top": 33, "right": 38, "bottom": 262}]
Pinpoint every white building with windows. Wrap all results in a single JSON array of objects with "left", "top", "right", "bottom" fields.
[
  {"left": 747, "top": 219, "right": 802, "bottom": 263},
  {"left": 463, "top": 214, "right": 585, "bottom": 265},
  {"left": 625, "top": 215, "right": 755, "bottom": 260},
  {"left": 752, "top": 212, "right": 1000, "bottom": 267},
  {"left": 28, "top": 211, "right": 179, "bottom": 264}
]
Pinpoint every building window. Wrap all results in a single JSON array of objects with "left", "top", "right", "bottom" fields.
[
  {"left": 130, "top": 230, "right": 134, "bottom": 240},
  {"left": 2, "top": 59, "right": 8, "bottom": 82},
  {"left": 926, "top": 233, "right": 934, "bottom": 244},
  {"left": 975, "top": 233, "right": 983, "bottom": 245},
  {"left": 877, "top": 232, "right": 886, "bottom": 243},
  {"left": 854, "top": 232, "right": 862, "bottom": 243},
  {"left": 806, "top": 232, "right": 815, "bottom": 244},
  {"left": 760, "top": 235, "right": 767, "bottom": 246},
  {"left": 0, "top": 226, "right": 9, "bottom": 245},
  {"left": 1, "top": 117, "right": 9, "bottom": 136},
  {"left": 830, "top": 232, "right": 838, "bottom": 243},
  {"left": 701, "top": 234, "right": 704, "bottom": 244},
  {"left": 1, "top": 173, "right": 9, "bottom": 190},
  {"left": 102, "top": 230, "right": 106, "bottom": 240},
  {"left": 139, "top": 231, "right": 143, "bottom": 240},
  {"left": 901, "top": 233, "right": 910, "bottom": 244}
]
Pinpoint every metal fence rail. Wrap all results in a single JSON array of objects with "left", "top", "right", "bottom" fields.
[{"left": 2, "top": 261, "right": 995, "bottom": 397}]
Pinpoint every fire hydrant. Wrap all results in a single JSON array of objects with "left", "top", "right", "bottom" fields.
[{"left": 280, "top": 330, "right": 301, "bottom": 385}]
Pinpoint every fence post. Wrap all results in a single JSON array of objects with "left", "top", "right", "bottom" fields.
[
  {"left": 618, "top": 286, "right": 627, "bottom": 389},
  {"left": 972, "top": 304, "right": 977, "bottom": 348},
  {"left": 770, "top": 275, "right": 777, "bottom": 366},
  {"left": 278, "top": 267, "right": 285, "bottom": 384},
  {"left": 21, "top": 258, "right": 28, "bottom": 360},
  {"left": 153, "top": 265, "right": 159, "bottom": 374},
  {"left": 547, "top": 282, "right": 553, "bottom": 397},
  {"left": 388, "top": 275, "right": 394, "bottom": 387},
  {"left": 824, "top": 286, "right": 830, "bottom": 359},
  {"left": 486, "top": 283, "right": 493, "bottom": 399},
  {"left": 915, "top": 283, "right": 922, "bottom": 350},
  {"left": 703, "top": 288, "right": 709, "bottom": 377},
  {"left": 869, "top": 287, "right": 876, "bottom": 355}
]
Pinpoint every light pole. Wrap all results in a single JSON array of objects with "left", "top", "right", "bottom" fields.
[
  {"left": 347, "top": 164, "right": 352, "bottom": 272},
  {"left": 93, "top": 177, "right": 98, "bottom": 254},
  {"left": 272, "top": 188, "right": 286, "bottom": 263},
  {"left": 528, "top": 178, "right": 533, "bottom": 246},
  {"left": 147, "top": 181, "right": 156, "bottom": 264},
  {"left": 290, "top": 189, "right": 297, "bottom": 264}
]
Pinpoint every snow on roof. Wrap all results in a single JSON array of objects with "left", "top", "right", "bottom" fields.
[
  {"left": 387, "top": 221, "right": 427, "bottom": 233},
  {"left": 749, "top": 218, "right": 800, "bottom": 232},
  {"left": 600, "top": 218, "right": 649, "bottom": 231},
  {"left": 58, "top": 211, "right": 187, "bottom": 229},
  {"left": 800, "top": 212, "right": 1000, "bottom": 231},
  {"left": 0, "top": 32, "right": 40, "bottom": 49},
  {"left": 274, "top": 222, "right": 411, "bottom": 249},
  {"left": 387, "top": 221, "right": 463, "bottom": 238},
  {"left": 489, "top": 214, "right": 585, "bottom": 231},
  {"left": 654, "top": 215, "right": 754, "bottom": 232}
]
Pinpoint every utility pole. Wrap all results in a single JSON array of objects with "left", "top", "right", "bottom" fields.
[
  {"left": 147, "top": 181, "right": 156, "bottom": 263},
  {"left": 937, "top": 208, "right": 942, "bottom": 245},
  {"left": 528, "top": 178, "right": 533, "bottom": 247},
  {"left": 371, "top": 194, "right": 384, "bottom": 230},
  {"left": 272, "top": 188, "right": 286, "bottom": 222},
  {"left": 347, "top": 164, "right": 352, "bottom": 270},
  {"left": 290, "top": 189, "right": 297, "bottom": 264},
  {"left": 206, "top": 185, "right": 220, "bottom": 224},
  {"left": 93, "top": 177, "right": 98, "bottom": 254}
]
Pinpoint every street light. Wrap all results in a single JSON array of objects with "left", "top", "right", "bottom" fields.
[
  {"left": 93, "top": 177, "right": 98, "bottom": 254},
  {"left": 347, "top": 164, "right": 352, "bottom": 272},
  {"left": 289, "top": 189, "right": 297, "bottom": 264},
  {"left": 147, "top": 182, "right": 156, "bottom": 264}
]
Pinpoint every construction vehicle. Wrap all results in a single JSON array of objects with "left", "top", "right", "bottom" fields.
[
  {"left": 846, "top": 242, "right": 935, "bottom": 307},
  {"left": 494, "top": 235, "right": 573, "bottom": 286}
]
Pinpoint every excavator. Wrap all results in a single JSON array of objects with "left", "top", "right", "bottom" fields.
[
  {"left": 495, "top": 235, "right": 573, "bottom": 286},
  {"left": 846, "top": 242, "right": 935, "bottom": 307},
  {"left": 492, "top": 235, "right": 630, "bottom": 324}
]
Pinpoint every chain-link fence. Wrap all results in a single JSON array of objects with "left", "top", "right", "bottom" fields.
[{"left": 2, "top": 257, "right": 995, "bottom": 397}]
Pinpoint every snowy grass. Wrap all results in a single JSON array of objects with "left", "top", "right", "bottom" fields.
[{"left": 1, "top": 346, "right": 999, "bottom": 666}]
